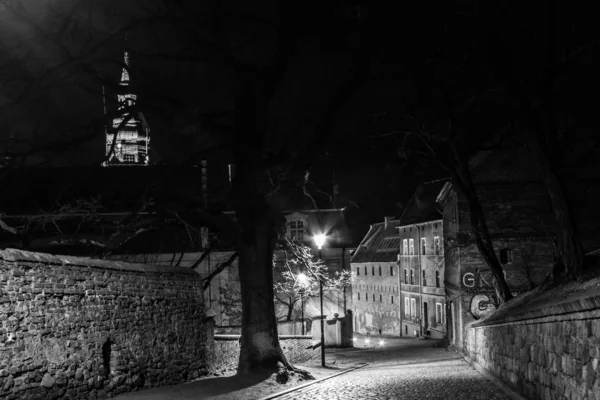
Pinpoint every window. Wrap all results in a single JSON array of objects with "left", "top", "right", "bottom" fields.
[
  {"left": 373, "top": 293, "right": 375, "bottom": 301},
  {"left": 358, "top": 293, "right": 360, "bottom": 300},
  {"left": 391, "top": 295, "right": 394, "bottom": 304},
  {"left": 403, "top": 239, "right": 408, "bottom": 255},
  {"left": 434, "top": 236, "right": 440, "bottom": 255},
  {"left": 436, "top": 303, "right": 443, "bottom": 324},
  {"left": 390, "top": 266, "right": 394, "bottom": 276},
  {"left": 356, "top": 267, "right": 360, "bottom": 276},
  {"left": 378, "top": 266, "right": 382, "bottom": 276},
  {"left": 409, "top": 239, "right": 414, "bottom": 255},
  {"left": 379, "top": 294, "right": 382, "bottom": 302},
  {"left": 372, "top": 266, "right": 375, "bottom": 275},
  {"left": 289, "top": 220, "right": 305, "bottom": 240},
  {"left": 500, "top": 248, "right": 513, "bottom": 264},
  {"left": 410, "top": 269, "right": 414, "bottom": 285},
  {"left": 123, "top": 153, "right": 136, "bottom": 163},
  {"left": 366, "top": 293, "right": 368, "bottom": 301},
  {"left": 421, "top": 237, "right": 426, "bottom": 255},
  {"left": 404, "top": 297, "right": 410, "bottom": 316},
  {"left": 411, "top": 298, "right": 417, "bottom": 317},
  {"left": 435, "top": 271, "right": 441, "bottom": 288},
  {"left": 422, "top": 271, "right": 427, "bottom": 286},
  {"left": 404, "top": 269, "right": 408, "bottom": 284}
]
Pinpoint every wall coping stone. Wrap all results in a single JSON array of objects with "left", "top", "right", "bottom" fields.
[
  {"left": 0, "top": 248, "right": 198, "bottom": 276},
  {"left": 471, "top": 275, "right": 600, "bottom": 328},
  {"left": 214, "top": 334, "right": 313, "bottom": 341}
]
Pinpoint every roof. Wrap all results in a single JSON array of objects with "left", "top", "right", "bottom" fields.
[
  {"left": 399, "top": 179, "right": 447, "bottom": 225},
  {"left": 350, "top": 218, "right": 401, "bottom": 263}
]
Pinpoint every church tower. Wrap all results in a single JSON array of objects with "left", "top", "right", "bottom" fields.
[{"left": 103, "top": 50, "right": 151, "bottom": 166}]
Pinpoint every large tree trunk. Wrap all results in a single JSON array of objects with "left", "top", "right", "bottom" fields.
[
  {"left": 452, "top": 161, "right": 513, "bottom": 304},
  {"left": 236, "top": 206, "right": 286, "bottom": 372},
  {"left": 231, "top": 65, "right": 313, "bottom": 378}
]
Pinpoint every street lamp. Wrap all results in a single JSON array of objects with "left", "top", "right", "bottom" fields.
[
  {"left": 297, "top": 273, "right": 308, "bottom": 335},
  {"left": 313, "top": 233, "right": 327, "bottom": 367}
]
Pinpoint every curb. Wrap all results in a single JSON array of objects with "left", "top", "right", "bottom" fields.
[
  {"left": 462, "top": 356, "right": 530, "bottom": 400},
  {"left": 257, "top": 363, "right": 369, "bottom": 400}
]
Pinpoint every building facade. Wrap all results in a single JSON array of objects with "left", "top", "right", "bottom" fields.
[
  {"left": 398, "top": 219, "right": 445, "bottom": 338},
  {"left": 350, "top": 180, "right": 447, "bottom": 339},
  {"left": 350, "top": 217, "right": 402, "bottom": 335},
  {"left": 397, "top": 180, "right": 447, "bottom": 339},
  {"left": 438, "top": 149, "right": 558, "bottom": 351}
]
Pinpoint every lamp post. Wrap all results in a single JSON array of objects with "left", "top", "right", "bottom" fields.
[
  {"left": 313, "top": 233, "right": 327, "bottom": 367},
  {"left": 297, "top": 273, "right": 308, "bottom": 336}
]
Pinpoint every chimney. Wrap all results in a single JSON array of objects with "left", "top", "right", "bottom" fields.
[{"left": 384, "top": 216, "right": 394, "bottom": 229}]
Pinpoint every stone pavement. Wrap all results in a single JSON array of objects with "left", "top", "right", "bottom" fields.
[{"left": 271, "top": 336, "right": 513, "bottom": 400}]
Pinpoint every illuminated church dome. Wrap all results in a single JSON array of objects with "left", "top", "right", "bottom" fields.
[{"left": 103, "top": 50, "right": 151, "bottom": 167}]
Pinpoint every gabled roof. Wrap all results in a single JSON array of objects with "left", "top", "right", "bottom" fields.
[
  {"left": 350, "top": 218, "right": 401, "bottom": 263},
  {"left": 399, "top": 179, "right": 447, "bottom": 226}
]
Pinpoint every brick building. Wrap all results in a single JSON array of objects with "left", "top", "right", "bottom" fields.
[
  {"left": 350, "top": 216, "right": 402, "bottom": 335},
  {"left": 397, "top": 180, "right": 447, "bottom": 339},
  {"left": 437, "top": 149, "right": 558, "bottom": 351}
]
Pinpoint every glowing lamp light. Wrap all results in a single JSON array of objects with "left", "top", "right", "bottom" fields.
[
  {"left": 379, "top": 340, "right": 385, "bottom": 347},
  {"left": 313, "top": 234, "right": 327, "bottom": 249},
  {"left": 365, "top": 338, "right": 370, "bottom": 345},
  {"left": 297, "top": 273, "right": 309, "bottom": 286}
]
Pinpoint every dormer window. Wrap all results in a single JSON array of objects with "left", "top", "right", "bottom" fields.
[{"left": 289, "top": 220, "right": 305, "bottom": 240}]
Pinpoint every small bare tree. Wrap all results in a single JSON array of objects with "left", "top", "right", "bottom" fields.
[{"left": 274, "top": 237, "right": 354, "bottom": 321}]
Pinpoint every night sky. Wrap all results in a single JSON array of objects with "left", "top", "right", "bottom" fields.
[{"left": 0, "top": 0, "right": 597, "bottom": 244}]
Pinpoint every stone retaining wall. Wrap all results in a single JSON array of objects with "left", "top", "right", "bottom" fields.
[
  {"left": 465, "top": 281, "right": 600, "bottom": 400},
  {"left": 209, "top": 335, "right": 316, "bottom": 374},
  {"left": 0, "top": 248, "right": 209, "bottom": 400}
]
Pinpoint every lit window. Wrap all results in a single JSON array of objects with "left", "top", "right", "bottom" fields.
[
  {"left": 436, "top": 271, "right": 441, "bottom": 288},
  {"left": 422, "top": 271, "right": 427, "bottom": 286},
  {"left": 410, "top": 269, "right": 414, "bottom": 284},
  {"left": 434, "top": 236, "right": 441, "bottom": 255},
  {"left": 409, "top": 239, "right": 414, "bottom": 255},
  {"left": 404, "top": 297, "right": 410, "bottom": 316},
  {"left": 403, "top": 239, "right": 408, "bottom": 255},
  {"left": 411, "top": 298, "right": 416, "bottom": 317},
  {"left": 421, "top": 238, "right": 426, "bottom": 255},
  {"left": 436, "top": 303, "right": 443, "bottom": 324},
  {"left": 123, "top": 153, "right": 136, "bottom": 163},
  {"left": 289, "top": 220, "right": 305, "bottom": 240}
]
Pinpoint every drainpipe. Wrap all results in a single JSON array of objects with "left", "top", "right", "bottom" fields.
[
  {"left": 416, "top": 224, "right": 423, "bottom": 337},
  {"left": 342, "top": 247, "right": 347, "bottom": 315},
  {"left": 396, "top": 226, "right": 402, "bottom": 337}
]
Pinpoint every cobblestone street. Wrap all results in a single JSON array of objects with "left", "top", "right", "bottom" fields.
[{"left": 274, "top": 337, "right": 513, "bottom": 400}]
